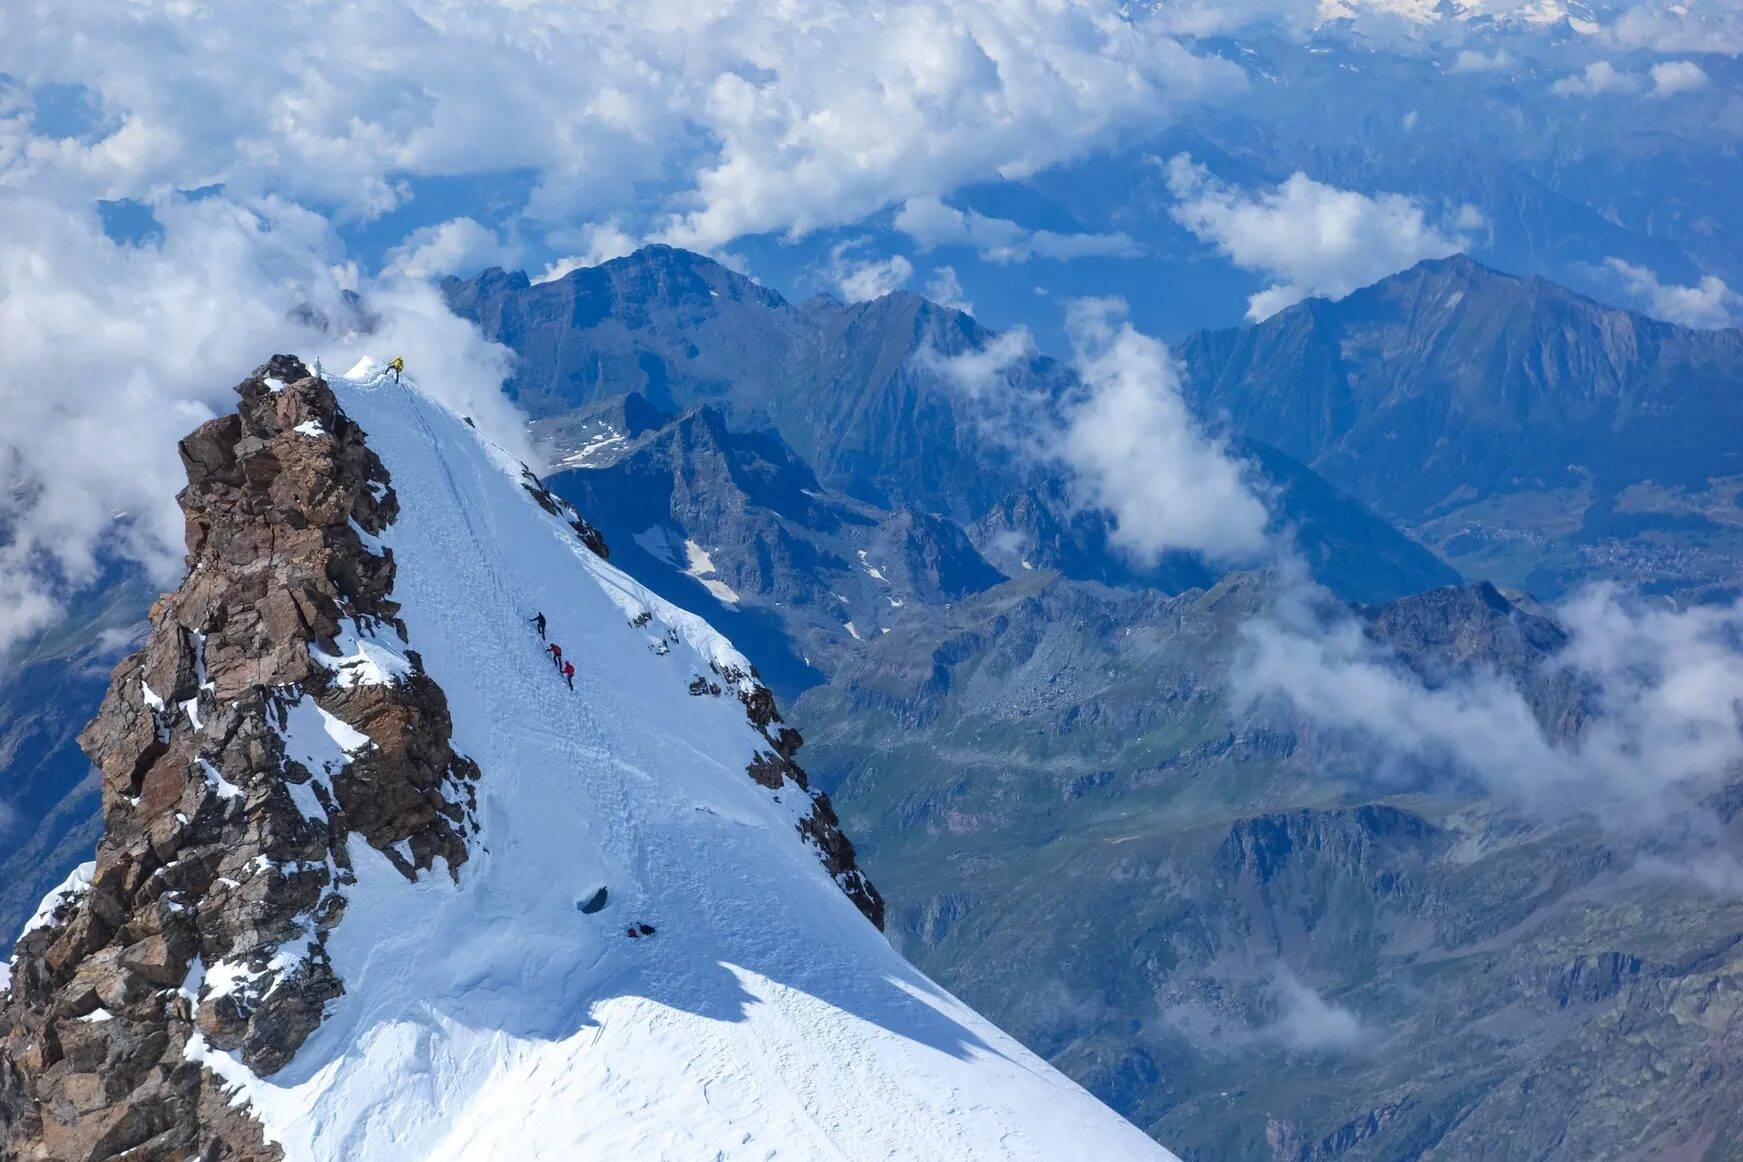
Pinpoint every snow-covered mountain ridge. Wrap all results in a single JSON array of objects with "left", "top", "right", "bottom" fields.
[{"left": 0, "top": 357, "right": 1168, "bottom": 1160}]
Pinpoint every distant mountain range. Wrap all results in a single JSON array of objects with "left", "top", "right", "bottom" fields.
[
  {"left": 437, "top": 247, "right": 1743, "bottom": 1155},
  {"left": 1178, "top": 253, "right": 1743, "bottom": 602},
  {"left": 2, "top": 247, "right": 1738, "bottom": 1158},
  {"left": 447, "top": 246, "right": 1458, "bottom": 606},
  {"left": 526, "top": 377, "right": 1743, "bottom": 1153}
]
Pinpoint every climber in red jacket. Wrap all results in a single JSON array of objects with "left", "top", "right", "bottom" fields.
[
  {"left": 564, "top": 660, "right": 575, "bottom": 690},
  {"left": 548, "top": 642, "right": 562, "bottom": 669}
]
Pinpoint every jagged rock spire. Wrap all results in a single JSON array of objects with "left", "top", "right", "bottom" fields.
[{"left": 0, "top": 357, "right": 478, "bottom": 1159}]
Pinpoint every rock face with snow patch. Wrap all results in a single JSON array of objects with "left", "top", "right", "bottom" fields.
[{"left": 0, "top": 356, "right": 479, "bottom": 1159}]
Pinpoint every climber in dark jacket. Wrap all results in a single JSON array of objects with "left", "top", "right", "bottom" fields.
[
  {"left": 530, "top": 612, "right": 547, "bottom": 640},
  {"left": 563, "top": 661, "right": 575, "bottom": 690}
]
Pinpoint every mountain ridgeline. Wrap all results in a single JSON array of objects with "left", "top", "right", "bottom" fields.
[
  {"left": 1177, "top": 253, "right": 1743, "bottom": 601},
  {"left": 438, "top": 247, "right": 1743, "bottom": 1157},
  {"left": 0, "top": 247, "right": 1738, "bottom": 1159},
  {"left": 0, "top": 357, "right": 1171, "bottom": 1160},
  {"left": 444, "top": 246, "right": 1459, "bottom": 606}
]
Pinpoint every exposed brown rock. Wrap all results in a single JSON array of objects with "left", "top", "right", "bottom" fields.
[
  {"left": 0, "top": 356, "right": 480, "bottom": 1160},
  {"left": 712, "top": 660, "right": 884, "bottom": 930}
]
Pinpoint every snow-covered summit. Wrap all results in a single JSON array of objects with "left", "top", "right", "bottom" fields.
[{"left": 3, "top": 356, "right": 1170, "bottom": 1160}]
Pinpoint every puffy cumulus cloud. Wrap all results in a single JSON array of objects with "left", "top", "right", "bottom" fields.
[
  {"left": 0, "top": 192, "right": 519, "bottom": 655},
  {"left": 1450, "top": 48, "right": 1515, "bottom": 71},
  {"left": 924, "top": 266, "right": 975, "bottom": 315},
  {"left": 893, "top": 197, "right": 1141, "bottom": 264},
  {"left": 1649, "top": 59, "right": 1712, "bottom": 95},
  {"left": 1163, "top": 155, "right": 1472, "bottom": 321},
  {"left": 1606, "top": 2, "right": 1743, "bottom": 54},
  {"left": 1, "top": 0, "right": 1237, "bottom": 252},
  {"left": 1602, "top": 258, "right": 1742, "bottom": 328},
  {"left": 383, "top": 217, "right": 516, "bottom": 281},
  {"left": 1059, "top": 299, "right": 1272, "bottom": 563},
  {"left": 824, "top": 241, "right": 915, "bottom": 302},
  {"left": 535, "top": 223, "right": 641, "bottom": 285},
  {"left": 1549, "top": 59, "right": 1646, "bottom": 95},
  {"left": 927, "top": 299, "right": 1271, "bottom": 564},
  {"left": 1236, "top": 567, "right": 1743, "bottom": 830}
]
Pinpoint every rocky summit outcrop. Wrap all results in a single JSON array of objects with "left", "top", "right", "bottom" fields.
[{"left": 0, "top": 356, "right": 480, "bottom": 1160}]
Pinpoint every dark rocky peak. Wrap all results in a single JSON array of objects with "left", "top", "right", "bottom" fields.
[
  {"left": 798, "top": 290, "right": 843, "bottom": 311},
  {"left": 533, "top": 391, "right": 678, "bottom": 471},
  {"left": 1364, "top": 581, "right": 1566, "bottom": 674},
  {"left": 1216, "top": 804, "right": 1447, "bottom": 889},
  {"left": 0, "top": 356, "right": 480, "bottom": 1160},
  {"left": 1177, "top": 254, "right": 1743, "bottom": 531},
  {"left": 596, "top": 244, "right": 787, "bottom": 310},
  {"left": 448, "top": 245, "right": 787, "bottom": 338},
  {"left": 1364, "top": 581, "right": 1585, "bottom": 737},
  {"left": 1348, "top": 252, "right": 1724, "bottom": 344},
  {"left": 863, "top": 509, "right": 1005, "bottom": 604},
  {"left": 599, "top": 404, "right": 831, "bottom": 528},
  {"left": 443, "top": 243, "right": 1458, "bottom": 606},
  {"left": 439, "top": 264, "right": 530, "bottom": 311}
]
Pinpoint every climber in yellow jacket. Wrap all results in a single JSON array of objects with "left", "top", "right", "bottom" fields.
[{"left": 387, "top": 356, "right": 405, "bottom": 382}]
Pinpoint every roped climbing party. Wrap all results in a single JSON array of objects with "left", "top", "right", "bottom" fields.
[{"left": 532, "top": 613, "right": 657, "bottom": 941}]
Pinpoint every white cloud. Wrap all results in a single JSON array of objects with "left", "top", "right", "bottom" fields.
[
  {"left": 1607, "top": 5, "right": 1743, "bottom": 55},
  {"left": 1261, "top": 971, "right": 1368, "bottom": 1053},
  {"left": 931, "top": 291, "right": 1743, "bottom": 844},
  {"left": 383, "top": 217, "right": 516, "bottom": 281},
  {"left": 0, "top": 193, "right": 520, "bottom": 655},
  {"left": 924, "top": 266, "right": 975, "bottom": 315},
  {"left": 929, "top": 327, "right": 1044, "bottom": 408},
  {"left": 825, "top": 241, "right": 915, "bottom": 303},
  {"left": 1160, "top": 964, "right": 1370, "bottom": 1055},
  {"left": 1602, "top": 258, "right": 1742, "bottom": 329},
  {"left": 1550, "top": 59, "right": 1646, "bottom": 95},
  {"left": 928, "top": 299, "right": 1271, "bottom": 564},
  {"left": 1060, "top": 299, "right": 1272, "bottom": 563},
  {"left": 0, "top": 0, "right": 1242, "bottom": 651},
  {"left": 1649, "top": 59, "right": 1711, "bottom": 96},
  {"left": 1163, "top": 155, "right": 1471, "bottom": 321},
  {"left": 535, "top": 222, "right": 641, "bottom": 284},
  {"left": 1450, "top": 48, "right": 1515, "bottom": 72},
  {"left": 894, "top": 197, "right": 1140, "bottom": 264},
  {"left": 0, "top": 1, "right": 1234, "bottom": 251},
  {"left": 1235, "top": 566, "right": 1743, "bottom": 830}
]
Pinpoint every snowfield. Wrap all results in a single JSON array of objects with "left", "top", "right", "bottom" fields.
[{"left": 179, "top": 360, "right": 1174, "bottom": 1161}]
